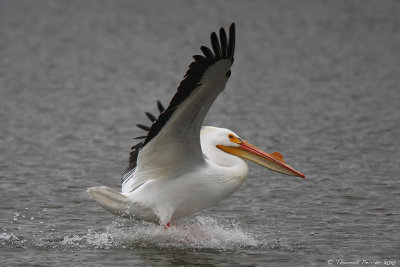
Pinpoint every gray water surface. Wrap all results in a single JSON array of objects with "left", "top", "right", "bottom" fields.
[{"left": 1, "top": 1, "right": 399, "bottom": 266}]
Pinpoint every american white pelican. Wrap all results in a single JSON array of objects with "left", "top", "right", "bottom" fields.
[{"left": 88, "top": 23, "right": 305, "bottom": 227}]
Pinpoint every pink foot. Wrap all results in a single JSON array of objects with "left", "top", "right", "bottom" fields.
[{"left": 163, "top": 222, "right": 171, "bottom": 230}]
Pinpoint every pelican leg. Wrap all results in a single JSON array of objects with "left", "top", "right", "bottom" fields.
[
  {"left": 155, "top": 205, "right": 173, "bottom": 227},
  {"left": 163, "top": 222, "right": 171, "bottom": 230}
]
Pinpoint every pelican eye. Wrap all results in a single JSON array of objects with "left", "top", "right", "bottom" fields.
[{"left": 228, "top": 134, "right": 241, "bottom": 144}]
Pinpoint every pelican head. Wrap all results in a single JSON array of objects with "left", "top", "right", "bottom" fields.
[{"left": 201, "top": 126, "right": 305, "bottom": 178}]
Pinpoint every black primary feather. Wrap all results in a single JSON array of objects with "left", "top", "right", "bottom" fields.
[
  {"left": 136, "top": 124, "right": 151, "bottom": 131},
  {"left": 200, "top": 46, "right": 215, "bottom": 59},
  {"left": 193, "top": 55, "right": 206, "bottom": 62},
  {"left": 211, "top": 32, "right": 222, "bottom": 58},
  {"left": 228, "top": 23, "right": 235, "bottom": 58},
  {"left": 145, "top": 112, "right": 157, "bottom": 122},
  {"left": 122, "top": 100, "right": 165, "bottom": 183},
  {"left": 133, "top": 136, "right": 147, "bottom": 140},
  {"left": 157, "top": 100, "right": 165, "bottom": 113},
  {"left": 219, "top": 27, "right": 228, "bottom": 57}
]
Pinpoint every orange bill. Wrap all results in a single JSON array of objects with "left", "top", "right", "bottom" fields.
[{"left": 217, "top": 141, "right": 305, "bottom": 178}]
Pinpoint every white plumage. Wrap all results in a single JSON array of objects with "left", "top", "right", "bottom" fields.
[{"left": 88, "top": 24, "right": 304, "bottom": 227}]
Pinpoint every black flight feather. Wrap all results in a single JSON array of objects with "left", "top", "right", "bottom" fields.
[
  {"left": 136, "top": 124, "right": 151, "bottom": 131},
  {"left": 145, "top": 112, "right": 157, "bottom": 122},
  {"left": 157, "top": 100, "right": 165, "bottom": 113},
  {"left": 211, "top": 32, "right": 222, "bottom": 58},
  {"left": 200, "top": 46, "right": 214, "bottom": 59},
  {"left": 228, "top": 23, "right": 235, "bottom": 58},
  {"left": 133, "top": 136, "right": 147, "bottom": 140},
  {"left": 193, "top": 55, "right": 206, "bottom": 62},
  {"left": 219, "top": 28, "right": 228, "bottom": 57}
]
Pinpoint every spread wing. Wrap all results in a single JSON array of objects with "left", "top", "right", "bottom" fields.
[{"left": 122, "top": 23, "right": 236, "bottom": 193}]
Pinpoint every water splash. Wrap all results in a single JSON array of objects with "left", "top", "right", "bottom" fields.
[
  {"left": 1, "top": 216, "right": 266, "bottom": 250},
  {"left": 62, "top": 216, "right": 260, "bottom": 250}
]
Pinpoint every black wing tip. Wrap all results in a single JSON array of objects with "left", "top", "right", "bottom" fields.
[
  {"left": 228, "top": 22, "right": 235, "bottom": 58},
  {"left": 219, "top": 28, "right": 228, "bottom": 57},
  {"left": 145, "top": 112, "right": 157, "bottom": 122},
  {"left": 200, "top": 45, "right": 214, "bottom": 59},
  {"left": 229, "top": 22, "right": 235, "bottom": 36},
  {"left": 205, "top": 23, "right": 235, "bottom": 60},
  {"left": 124, "top": 100, "right": 166, "bottom": 177},
  {"left": 133, "top": 135, "right": 147, "bottom": 140},
  {"left": 157, "top": 100, "right": 165, "bottom": 113},
  {"left": 135, "top": 100, "right": 165, "bottom": 134},
  {"left": 136, "top": 124, "right": 151, "bottom": 131},
  {"left": 125, "top": 24, "right": 236, "bottom": 177},
  {"left": 210, "top": 32, "right": 222, "bottom": 58},
  {"left": 193, "top": 55, "right": 206, "bottom": 62}
]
